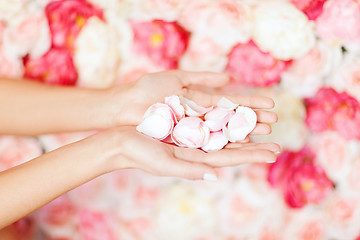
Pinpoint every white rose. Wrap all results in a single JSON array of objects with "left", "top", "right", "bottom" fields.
[
  {"left": 74, "top": 17, "right": 121, "bottom": 88},
  {"left": 327, "top": 52, "right": 360, "bottom": 102},
  {"left": 2, "top": 3, "right": 51, "bottom": 59},
  {"left": 251, "top": 0, "right": 316, "bottom": 60},
  {"left": 281, "top": 40, "right": 343, "bottom": 97}
]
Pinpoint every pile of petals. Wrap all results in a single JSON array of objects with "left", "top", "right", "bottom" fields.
[{"left": 136, "top": 96, "right": 257, "bottom": 152}]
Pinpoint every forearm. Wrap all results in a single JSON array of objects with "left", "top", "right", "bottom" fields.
[
  {"left": 0, "top": 133, "right": 114, "bottom": 228},
  {"left": 0, "top": 79, "right": 124, "bottom": 136}
]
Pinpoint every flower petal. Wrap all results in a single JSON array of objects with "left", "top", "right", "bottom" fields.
[
  {"left": 180, "top": 96, "right": 213, "bottom": 117},
  {"left": 172, "top": 117, "right": 210, "bottom": 148},
  {"left": 165, "top": 95, "right": 185, "bottom": 122},
  {"left": 201, "top": 131, "right": 228, "bottom": 152},
  {"left": 204, "top": 107, "right": 235, "bottom": 131}
]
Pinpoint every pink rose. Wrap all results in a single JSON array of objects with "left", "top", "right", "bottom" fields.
[
  {"left": 130, "top": 20, "right": 190, "bottom": 69},
  {"left": 291, "top": 0, "right": 327, "bottom": 20},
  {"left": 223, "top": 106, "right": 257, "bottom": 142},
  {"left": 268, "top": 147, "right": 334, "bottom": 208},
  {"left": 45, "top": 0, "right": 103, "bottom": 51},
  {"left": 37, "top": 195, "right": 76, "bottom": 226},
  {"left": 305, "top": 88, "right": 360, "bottom": 140},
  {"left": 78, "top": 209, "right": 116, "bottom": 240},
  {"left": 0, "top": 136, "right": 42, "bottom": 171},
  {"left": 0, "top": 51, "right": 24, "bottom": 78},
  {"left": 171, "top": 117, "right": 210, "bottom": 148},
  {"left": 136, "top": 103, "right": 176, "bottom": 140},
  {"left": 316, "top": 0, "right": 360, "bottom": 43},
  {"left": 23, "top": 47, "right": 78, "bottom": 86},
  {"left": 225, "top": 41, "right": 290, "bottom": 87}
]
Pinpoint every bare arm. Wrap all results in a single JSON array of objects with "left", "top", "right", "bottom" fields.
[
  {"left": 0, "top": 126, "right": 280, "bottom": 228},
  {"left": 0, "top": 71, "right": 277, "bottom": 136}
]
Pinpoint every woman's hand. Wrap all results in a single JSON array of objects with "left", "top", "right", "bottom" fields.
[
  {"left": 107, "top": 70, "right": 277, "bottom": 136},
  {"left": 104, "top": 126, "right": 280, "bottom": 180}
]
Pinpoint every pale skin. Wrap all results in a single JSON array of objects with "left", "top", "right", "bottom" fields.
[{"left": 0, "top": 70, "right": 280, "bottom": 230}]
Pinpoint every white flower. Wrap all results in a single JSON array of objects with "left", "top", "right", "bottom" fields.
[
  {"left": 251, "top": 0, "right": 316, "bottom": 60},
  {"left": 74, "top": 17, "right": 121, "bottom": 88},
  {"left": 281, "top": 40, "right": 343, "bottom": 97}
]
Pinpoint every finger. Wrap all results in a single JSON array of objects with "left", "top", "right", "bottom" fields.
[
  {"left": 256, "top": 111, "right": 278, "bottom": 123},
  {"left": 184, "top": 89, "right": 275, "bottom": 109},
  {"left": 159, "top": 155, "right": 217, "bottom": 181},
  {"left": 250, "top": 123, "right": 272, "bottom": 135},
  {"left": 203, "top": 149, "right": 277, "bottom": 167},
  {"left": 179, "top": 71, "right": 230, "bottom": 88},
  {"left": 236, "top": 143, "right": 281, "bottom": 152},
  {"left": 174, "top": 146, "right": 277, "bottom": 166}
]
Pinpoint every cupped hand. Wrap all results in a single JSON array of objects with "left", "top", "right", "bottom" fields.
[
  {"left": 105, "top": 127, "right": 280, "bottom": 181},
  {"left": 109, "top": 70, "right": 277, "bottom": 135}
]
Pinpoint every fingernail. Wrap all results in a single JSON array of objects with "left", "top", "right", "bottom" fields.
[
  {"left": 266, "top": 160, "right": 276, "bottom": 163},
  {"left": 203, "top": 173, "right": 218, "bottom": 181}
]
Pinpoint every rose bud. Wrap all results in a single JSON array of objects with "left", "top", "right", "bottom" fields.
[
  {"left": 136, "top": 103, "right": 176, "bottom": 140},
  {"left": 204, "top": 107, "right": 235, "bottom": 131},
  {"left": 180, "top": 96, "right": 213, "bottom": 117},
  {"left": 201, "top": 131, "right": 229, "bottom": 152},
  {"left": 223, "top": 106, "right": 257, "bottom": 142},
  {"left": 165, "top": 95, "right": 185, "bottom": 122},
  {"left": 172, "top": 117, "right": 210, "bottom": 148}
]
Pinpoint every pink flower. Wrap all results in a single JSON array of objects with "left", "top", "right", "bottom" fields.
[
  {"left": 130, "top": 20, "right": 190, "bottom": 69},
  {"left": 45, "top": 0, "right": 103, "bottom": 51},
  {"left": 201, "top": 131, "right": 228, "bottom": 152},
  {"left": 23, "top": 47, "right": 78, "bottom": 86},
  {"left": 136, "top": 103, "right": 176, "bottom": 140},
  {"left": 305, "top": 88, "right": 360, "bottom": 140},
  {"left": 37, "top": 195, "right": 76, "bottom": 226},
  {"left": 78, "top": 209, "right": 116, "bottom": 240},
  {"left": 316, "top": 0, "right": 360, "bottom": 43},
  {"left": 0, "top": 136, "right": 42, "bottom": 171},
  {"left": 171, "top": 117, "right": 210, "bottom": 148},
  {"left": 291, "top": 0, "right": 327, "bottom": 20},
  {"left": 225, "top": 41, "right": 290, "bottom": 87},
  {"left": 268, "top": 147, "right": 334, "bottom": 208},
  {"left": 223, "top": 106, "right": 257, "bottom": 142}
]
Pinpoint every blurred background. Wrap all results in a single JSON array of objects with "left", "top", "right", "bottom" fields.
[{"left": 1, "top": 0, "right": 360, "bottom": 239}]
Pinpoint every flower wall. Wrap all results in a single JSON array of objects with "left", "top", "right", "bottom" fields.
[{"left": 1, "top": 0, "right": 360, "bottom": 239}]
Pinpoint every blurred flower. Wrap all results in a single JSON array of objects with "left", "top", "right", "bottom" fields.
[
  {"left": 74, "top": 17, "right": 120, "bottom": 88},
  {"left": 0, "top": 136, "right": 42, "bottom": 171},
  {"left": 23, "top": 47, "right": 78, "bottom": 85},
  {"left": 226, "top": 41, "right": 290, "bottom": 87},
  {"left": 305, "top": 87, "right": 360, "bottom": 140},
  {"left": 78, "top": 209, "right": 116, "bottom": 240},
  {"left": 45, "top": 0, "right": 103, "bottom": 51},
  {"left": 131, "top": 19, "right": 190, "bottom": 69},
  {"left": 316, "top": 0, "right": 360, "bottom": 44},
  {"left": 291, "top": 0, "right": 327, "bottom": 20},
  {"left": 268, "top": 147, "right": 334, "bottom": 208},
  {"left": 252, "top": 0, "right": 315, "bottom": 60}
]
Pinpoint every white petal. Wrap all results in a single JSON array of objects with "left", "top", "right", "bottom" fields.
[
  {"left": 217, "top": 97, "right": 239, "bottom": 110},
  {"left": 201, "top": 131, "right": 228, "bottom": 152},
  {"left": 165, "top": 95, "right": 185, "bottom": 121},
  {"left": 180, "top": 96, "right": 213, "bottom": 117},
  {"left": 172, "top": 117, "right": 210, "bottom": 148},
  {"left": 223, "top": 106, "right": 257, "bottom": 142},
  {"left": 204, "top": 107, "right": 234, "bottom": 131}
]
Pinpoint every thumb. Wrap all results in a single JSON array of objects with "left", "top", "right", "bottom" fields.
[{"left": 180, "top": 71, "right": 230, "bottom": 88}]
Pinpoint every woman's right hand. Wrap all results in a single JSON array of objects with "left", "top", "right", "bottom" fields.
[{"left": 100, "top": 126, "right": 280, "bottom": 180}]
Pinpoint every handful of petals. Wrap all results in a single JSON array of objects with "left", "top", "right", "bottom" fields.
[{"left": 136, "top": 96, "right": 257, "bottom": 152}]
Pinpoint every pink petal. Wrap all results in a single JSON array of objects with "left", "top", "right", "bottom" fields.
[
  {"left": 180, "top": 96, "right": 213, "bottom": 117},
  {"left": 171, "top": 117, "right": 210, "bottom": 148},
  {"left": 165, "top": 95, "right": 185, "bottom": 122},
  {"left": 201, "top": 131, "right": 228, "bottom": 152},
  {"left": 223, "top": 106, "right": 257, "bottom": 142},
  {"left": 136, "top": 103, "right": 175, "bottom": 140},
  {"left": 204, "top": 107, "right": 235, "bottom": 131}
]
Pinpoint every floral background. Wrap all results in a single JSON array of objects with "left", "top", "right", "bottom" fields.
[{"left": 1, "top": 0, "right": 360, "bottom": 239}]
